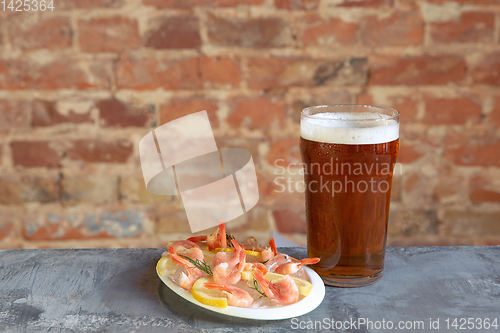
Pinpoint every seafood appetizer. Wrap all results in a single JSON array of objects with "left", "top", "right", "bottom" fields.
[{"left": 157, "top": 222, "right": 321, "bottom": 309}]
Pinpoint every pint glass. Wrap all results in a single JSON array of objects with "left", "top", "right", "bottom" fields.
[{"left": 300, "top": 105, "right": 399, "bottom": 287}]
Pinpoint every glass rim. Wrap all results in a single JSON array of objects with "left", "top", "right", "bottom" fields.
[{"left": 301, "top": 104, "right": 400, "bottom": 122}]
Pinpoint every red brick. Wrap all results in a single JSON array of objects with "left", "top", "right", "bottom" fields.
[
  {"left": 144, "top": 16, "right": 200, "bottom": 49},
  {"left": 433, "top": 168, "right": 464, "bottom": 203},
  {"left": 426, "top": 0, "right": 499, "bottom": 4},
  {"left": 267, "top": 138, "right": 300, "bottom": 165},
  {"left": 98, "top": 99, "right": 150, "bottom": 128},
  {"left": 430, "top": 12, "right": 494, "bottom": 44},
  {"left": 0, "top": 210, "right": 17, "bottom": 241},
  {"left": 207, "top": 14, "right": 293, "bottom": 48},
  {"left": 215, "top": 136, "right": 263, "bottom": 166},
  {"left": 444, "top": 134, "right": 500, "bottom": 167},
  {"left": 302, "top": 16, "right": 359, "bottom": 46},
  {"left": 369, "top": 55, "right": 466, "bottom": 86},
  {"left": 24, "top": 208, "right": 142, "bottom": 241},
  {"left": 387, "top": 236, "right": 474, "bottom": 247},
  {"left": 334, "top": 0, "right": 393, "bottom": 6},
  {"left": 391, "top": 174, "right": 401, "bottom": 202},
  {"left": 160, "top": 98, "right": 219, "bottom": 128},
  {"left": 11, "top": 141, "right": 60, "bottom": 168},
  {"left": 404, "top": 173, "right": 419, "bottom": 193},
  {"left": 33, "top": 101, "right": 92, "bottom": 127},
  {"left": 0, "top": 174, "right": 60, "bottom": 205},
  {"left": 357, "top": 94, "right": 374, "bottom": 105},
  {"left": 398, "top": 144, "right": 423, "bottom": 164},
  {"left": 424, "top": 97, "right": 481, "bottom": 125},
  {"left": 489, "top": 96, "right": 500, "bottom": 126},
  {"left": 362, "top": 12, "right": 423, "bottom": 46},
  {"left": 79, "top": 17, "right": 140, "bottom": 53},
  {"left": 228, "top": 97, "right": 285, "bottom": 129},
  {"left": 356, "top": 94, "right": 417, "bottom": 122},
  {"left": 9, "top": 17, "right": 72, "bottom": 51},
  {"left": 471, "top": 52, "right": 500, "bottom": 85},
  {"left": 275, "top": 0, "right": 320, "bottom": 10},
  {"left": 388, "top": 209, "right": 437, "bottom": 236},
  {"left": 199, "top": 57, "right": 241, "bottom": 88},
  {"left": 115, "top": 53, "right": 200, "bottom": 90},
  {"left": 273, "top": 206, "right": 306, "bottom": 234},
  {"left": 62, "top": 176, "right": 118, "bottom": 206},
  {"left": 67, "top": 140, "right": 133, "bottom": 163},
  {"left": 142, "top": 0, "right": 265, "bottom": 8},
  {"left": 289, "top": 88, "right": 354, "bottom": 123},
  {"left": 0, "top": 58, "right": 112, "bottom": 90},
  {"left": 470, "top": 175, "right": 500, "bottom": 203},
  {"left": 388, "top": 95, "right": 418, "bottom": 121},
  {"left": 395, "top": 0, "right": 419, "bottom": 10},
  {"left": 121, "top": 176, "right": 180, "bottom": 204},
  {"left": 248, "top": 57, "right": 368, "bottom": 90},
  {"left": 442, "top": 209, "right": 500, "bottom": 237},
  {"left": 60, "top": 0, "right": 124, "bottom": 9},
  {"left": 0, "top": 100, "right": 30, "bottom": 132}
]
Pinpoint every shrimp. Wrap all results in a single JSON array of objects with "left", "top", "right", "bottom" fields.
[
  {"left": 204, "top": 283, "right": 254, "bottom": 308},
  {"left": 213, "top": 239, "right": 246, "bottom": 285},
  {"left": 253, "top": 269, "right": 299, "bottom": 306},
  {"left": 261, "top": 238, "right": 278, "bottom": 262},
  {"left": 242, "top": 262, "right": 268, "bottom": 277},
  {"left": 187, "top": 221, "right": 227, "bottom": 250},
  {"left": 168, "top": 247, "right": 206, "bottom": 290},
  {"left": 163, "top": 240, "right": 204, "bottom": 262},
  {"left": 274, "top": 257, "right": 320, "bottom": 275}
]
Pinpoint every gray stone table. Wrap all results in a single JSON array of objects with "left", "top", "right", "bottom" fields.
[{"left": 0, "top": 247, "right": 499, "bottom": 332}]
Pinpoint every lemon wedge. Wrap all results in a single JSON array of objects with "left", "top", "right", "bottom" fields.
[
  {"left": 214, "top": 247, "right": 261, "bottom": 257},
  {"left": 157, "top": 255, "right": 179, "bottom": 277},
  {"left": 191, "top": 276, "right": 228, "bottom": 308}
]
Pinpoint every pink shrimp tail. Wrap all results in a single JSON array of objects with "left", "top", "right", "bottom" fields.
[
  {"left": 217, "top": 221, "right": 227, "bottom": 248},
  {"left": 253, "top": 262, "right": 268, "bottom": 275},
  {"left": 240, "top": 244, "right": 252, "bottom": 251},
  {"left": 169, "top": 240, "right": 200, "bottom": 251},
  {"left": 269, "top": 238, "right": 278, "bottom": 256},
  {"left": 187, "top": 235, "right": 207, "bottom": 243},
  {"left": 297, "top": 257, "right": 321, "bottom": 266},
  {"left": 253, "top": 269, "right": 275, "bottom": 298},
  {"left": 167, "top": 247, "right": 190, "bottom": 267},
  {"left": 231, "top": 239, "right": 246, "bottom": 271},
  {"left": 204, "top": 282, "right": 230, "bottom": 292}
]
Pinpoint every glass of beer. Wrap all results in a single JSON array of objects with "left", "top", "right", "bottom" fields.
[{"left": 300, "top": 105, "right": 399, "bottom": 287}]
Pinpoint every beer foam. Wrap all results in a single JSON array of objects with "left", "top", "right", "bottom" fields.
[{"left": 301, "top": 112, "right": 399, "bottom": 145}]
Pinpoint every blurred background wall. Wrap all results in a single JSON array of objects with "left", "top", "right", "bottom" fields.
[{"left": 0, "top": 0, "right": 499, "bottom": 249}]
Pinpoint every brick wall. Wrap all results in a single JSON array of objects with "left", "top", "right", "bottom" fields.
[{"left": 0, "top": 0, "right": 499, "bottom": 249}]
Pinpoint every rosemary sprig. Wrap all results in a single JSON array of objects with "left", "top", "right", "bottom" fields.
[
  {"left": 179, "top": 254, "right": 212, "bottom": 275},
  {"left": 226, "top": 233, "right": 236, "bottom": 248},
  {"left": 250, "top": 279, "right": 267, "bottom": 299}
]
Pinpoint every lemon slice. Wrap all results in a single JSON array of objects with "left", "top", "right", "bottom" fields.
[
  {"left": 157, "top": 255, "right": 179, "bottom": 277},
  {"left": 202, "top": 250, "right": 216, "bottom": 265},
  {"left": 191, "top": 276, "right": 228, "bottom": 308},
  {"left": 214, "top": 248, "right": 261, "bottom": 257}
]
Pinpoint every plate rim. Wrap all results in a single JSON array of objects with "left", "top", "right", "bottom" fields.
[{"left": 157, "top": 263, "right": 325, "bottom": 320}]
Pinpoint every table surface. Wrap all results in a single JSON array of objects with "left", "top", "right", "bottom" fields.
[{"left": 0, "top": 246, "right": 498, "bottom": 332}]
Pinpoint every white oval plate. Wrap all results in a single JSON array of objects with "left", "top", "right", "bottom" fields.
[{"left": 157, "top": 266, "right": 325, "bottom": 320}]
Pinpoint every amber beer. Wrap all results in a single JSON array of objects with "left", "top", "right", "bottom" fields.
[{"left": 300, "top": 105, "right": 399, "bottom": 287}]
